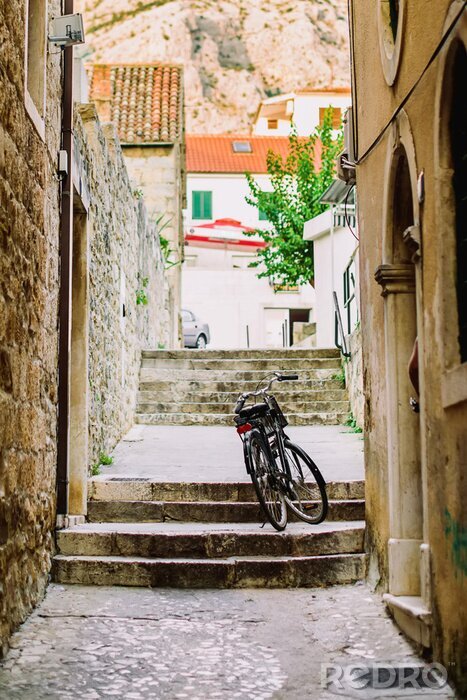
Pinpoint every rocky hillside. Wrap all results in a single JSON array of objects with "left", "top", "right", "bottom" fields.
[{"left": 77, "top": 0, "right": 350, "bottom": 133}]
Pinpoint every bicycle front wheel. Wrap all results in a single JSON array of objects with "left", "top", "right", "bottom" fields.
[
  {"left": 283, "top": 440, "right": 328, "bottom": 524},
  {"left": 248, "top": 433, "right": 287, "bottom": 531}
]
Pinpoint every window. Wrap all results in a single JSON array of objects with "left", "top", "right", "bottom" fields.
[
  {"left": 267, "top": 119, "right": 278, "bottom": 130},
  {"left": 377, "top": 0, "right": 405, "bottom": 86},
  {"left": 232, "top": 255, "right": 254, "bottom": 270},
  {"left": 192, "top": 191, "right": 212, "bottom": 219},
  {"left": 232, "top": 140, "right": 252, "bottom": 153},
  {"left": 272, "top": 283, "right": 299, "bottom": 293},
  {"left": 25, "top": 0, "right": 47, "bottom": 137},
  {"left": 319, "top": 107, "right": 342, "bottom": 129},
  {"left": 450, "top": 43, "right": 467, "bottom": 362},
  {"left": 184, "top": 255, "right": 198, "bottom": 268},
  {"left": 181, "top": 310, "right": 194, "bottom": 322}
]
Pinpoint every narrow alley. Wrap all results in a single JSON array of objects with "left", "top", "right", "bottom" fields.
[
  {"left": 0, "top": 426, "right": 454, "bottom": 698},
  {"left": 1, "top": 0, "right": 466, "bottom": 697}
]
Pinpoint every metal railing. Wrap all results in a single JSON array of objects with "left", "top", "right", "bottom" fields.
[
  {"left": 333, "top": 292, "right": 350, "bottom": 358},
  {"left": 342, "top": 252, "right": 359, "bottom": 336},
  {"left": 333, "top": 250, "right": 360, "bottom": 358}
]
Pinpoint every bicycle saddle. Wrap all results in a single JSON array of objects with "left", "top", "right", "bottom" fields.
[{"left": 239, "top": 403, "right": 269, "bottom": 419}]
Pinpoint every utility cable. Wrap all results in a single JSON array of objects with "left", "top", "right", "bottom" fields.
[{"left": 353, "top": 1, "right": 467, "bottom": 166}]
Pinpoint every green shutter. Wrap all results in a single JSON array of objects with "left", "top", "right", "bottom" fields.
[
  {"left": 258, "top": 208, "right": 268, "bottom": 221},
  {"left": 192, "top": 191, "right": 212, "bottom": 220},
  {"left": 203, "top": 191, "right": 212, "bottom": 219},
  {"left": 192, "top": 191, "right": 201, "bottom": 219}
]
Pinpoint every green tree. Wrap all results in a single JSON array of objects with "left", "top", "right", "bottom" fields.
[{"left": 245, "top": 108, "right": 343, "bottom": 286}]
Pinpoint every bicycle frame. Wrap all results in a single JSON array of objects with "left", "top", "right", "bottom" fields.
[{"left": 236, "top": 392, "right": 295, "bottom": 498}]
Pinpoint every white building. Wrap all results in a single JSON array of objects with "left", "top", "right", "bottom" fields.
[
  {"left": 253, "top": 87, "right": 351, "bottom": 137},
  {"left": 183, "top": 135, "right": 315, "bottom": 349},
  {"left": 303, "top": 180, "right": 358, "bottom": 349}
]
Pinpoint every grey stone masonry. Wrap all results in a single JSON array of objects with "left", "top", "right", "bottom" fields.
[
  {"left": 136, "top": 348, "right": 350, "bottom": 426},
  {"left": 73, "top": 106, "right": 171, "bottom": 467},
  {"left": 0, "top": 0, "right": 62, "bottom": 656},
  {"left": 52, "top": 425, "right": 366, "bottom": 589}
]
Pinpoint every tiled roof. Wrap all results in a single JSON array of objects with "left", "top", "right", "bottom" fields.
[
  {"left": 186, "top": 135, "right": 297, "bottom": 173},
  {"left": 88, "top": 63, "right": 183, "bottom": 144}
]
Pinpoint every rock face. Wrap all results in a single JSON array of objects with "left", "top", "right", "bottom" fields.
[{"left": 77, "top": 0, "right": 350, "bottom": 133}]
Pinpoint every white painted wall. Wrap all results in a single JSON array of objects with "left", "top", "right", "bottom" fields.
[
  {"left": 187, "top": 173, "right": 272, "bottom": 229},
  {"left": 303, "top": 209, "right": 358, "bottom": 348},
  {"left": 293, "top": 94, "right": 352, "bottom": 136},
  {"left": 182, "top": 246, "right": 315, "bottom": 349},
  {"left": 253, "top": 117, "right": 291, "bottom": 136},
  {"left": 253, "top": 92, "right": 352, "bottom": 137}
]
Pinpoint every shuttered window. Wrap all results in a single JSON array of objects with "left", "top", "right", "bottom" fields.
[
  {"left": 450, "top": 43, "right": 467, "bottom": 362},
  {"left": 192, "top": 191, "right": 212, "bottom": 219},
  {"left": 319, "top": 107, "right": 342, "bottom": 129}
]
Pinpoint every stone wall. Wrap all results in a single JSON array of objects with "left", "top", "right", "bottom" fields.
[
  {"left": 74, "top": 105, "right": 170, "bottom": 468},
  {"left": 122, "top": 145, "right": 185, "bottom": 348},
  {"left": 344, "top": 325, "right": 364, "bottom": 429},
  {"left": 350, "top": 0, "right": 467, "bottom": 691},
  {"left": 0, "top": 0, "right": 62, "bottom": 655}
]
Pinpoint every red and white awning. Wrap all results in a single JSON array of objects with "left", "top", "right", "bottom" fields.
[{"left": 185, "top": 218, "right": 266, "bottom": 250}]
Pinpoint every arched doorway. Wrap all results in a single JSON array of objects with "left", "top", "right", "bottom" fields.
[{"left": 375, "top": 111, "right": 429, "bottom": 645}]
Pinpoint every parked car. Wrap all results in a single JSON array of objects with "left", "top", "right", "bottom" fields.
[{"left": 182, "top": 309, "right": 210, "bottom": 349}]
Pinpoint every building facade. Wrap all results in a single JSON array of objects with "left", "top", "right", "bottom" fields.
[
  {"left": 0, "top": 17, "right": 173, "bottom": 654},
  {"left": 252, "top": 88, "right": 351, "bottom": 137},
  {"left": 303, "top": 187, "right": 358, "bottom": 349},
  {"left": 88, "top": 63, "right": 186, "bottom": 348},
  {"left": 349, "top": 0, "right": 467, "bottom": 691},
  {"left": 0, "top": 0, "right": 63, "bottom": 654},
  {"left": 184, "top": 135, "right": 315, "bottom": 348}
]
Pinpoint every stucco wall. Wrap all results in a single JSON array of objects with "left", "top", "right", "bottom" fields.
[
  {"left": 74, "top": 106, "right": 170, "bottom": 467},
  {"left": 0, "top": 0, "right": 62, "bottom": 655},
  {"left": 351, "top": 0, "right": 467, "bottom": 689}
]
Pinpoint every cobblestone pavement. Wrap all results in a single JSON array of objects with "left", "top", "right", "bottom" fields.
[{"left": 0, "top": 583, "right": 455, "bottom": 699}]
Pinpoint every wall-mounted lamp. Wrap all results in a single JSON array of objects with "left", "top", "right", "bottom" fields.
[{"left": 49, "top": 14, "right": 85, "bottom": 48}]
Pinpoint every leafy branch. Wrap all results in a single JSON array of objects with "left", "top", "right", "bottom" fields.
[{"left": 244, "top": 108, "right": 343, "bottom": 287}]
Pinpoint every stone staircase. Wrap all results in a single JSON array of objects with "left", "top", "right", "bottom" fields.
[
  {"left": 53, "top": 477, "right": 366, "bottom": 588},
  {"left": 136, "top": 349, "right": 349, "bottom": 426}
]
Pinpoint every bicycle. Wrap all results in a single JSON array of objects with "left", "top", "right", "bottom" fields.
[{"left": 234, "top": 372, "right": 328, "bottom": 531}]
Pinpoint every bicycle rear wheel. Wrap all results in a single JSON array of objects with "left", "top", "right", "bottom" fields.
[
  {"left": 248, "top": 433, "right": 287, "bottom": 531},
  {"left": 283, "top": 440, "right": 328, "bottom": 524}
]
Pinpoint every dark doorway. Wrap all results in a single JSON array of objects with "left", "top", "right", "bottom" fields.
[{"left": 289, "top": 309, "right": 311, "bottom": 346}]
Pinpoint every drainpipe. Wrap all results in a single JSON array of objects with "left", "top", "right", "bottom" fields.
[{"left": 57, "top": 0, "right": 74, "bottom": 515}]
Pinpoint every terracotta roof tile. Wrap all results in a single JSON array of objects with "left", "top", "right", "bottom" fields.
[
  {"left": 186, "top": 135, "right": 300, "bottom": 173},
  {"left": 88, "top": 63, "right": 184, "bottom": 144}
]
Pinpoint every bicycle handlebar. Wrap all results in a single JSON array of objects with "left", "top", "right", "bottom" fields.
[{"left": 234, "top": 373, "right": 299, "bottom": 414}]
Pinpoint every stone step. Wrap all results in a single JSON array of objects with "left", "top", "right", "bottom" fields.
[
  {"left": 56, "top": 521, "right": 365, "bottom": 559},
  {"left": 137, "top": 389, "right": 348, "bottom": 403},
  {"left": 135, "top": 412, "right": 349, "bottom": 426},
  {"left": 89, "top": 479, "right": 365, "bottom": 503},
  {"left": 53, "top": 552, "right": 366, "bottom": 588},
  {"left": 86, "top": 499, "right": 365, "bottom": 523},
  {"left": 139, "top": 368, "right": 339, "bottom": 383},
  {"left": 138, "top": 379, "right": 346, "bottom": 393},
  {"left": 136, "top": 400, "right": 350, "bottom": 415},
  {"left": 142, "top": 349, "right": 341, "bottom": 360},
  {"left": 141, "top": 358, "right": 341, "bottom": 371}
]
